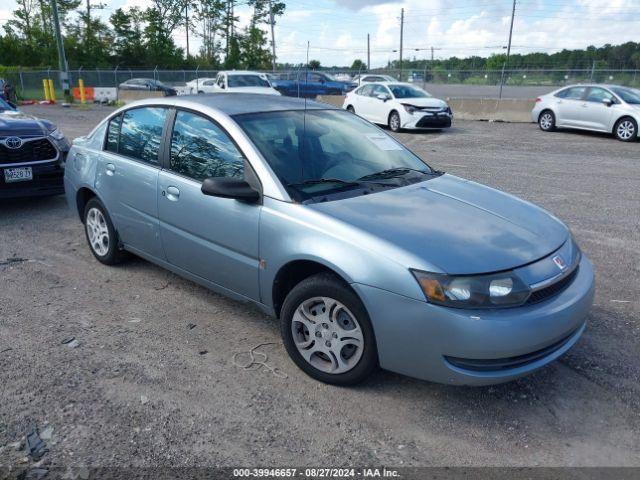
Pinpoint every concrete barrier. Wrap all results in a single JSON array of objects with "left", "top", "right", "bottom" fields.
[
  {"left": 447, "top": 98, "right": 535, "bottom": 123},
  {"left": 315, "top": 95, "right": 535, "bottom": 123},
  {"left": 117, "top": 89, "right": 165, "bottom": 103}
]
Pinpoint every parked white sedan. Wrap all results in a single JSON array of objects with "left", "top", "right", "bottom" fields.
[
  {"left": 343, "top": 82, "right": 452, "bottom": 132},
  {"left": 185, "top": 77, "right": 217, "bottom": 94},
  {"left": 532, "top": 84, "right": 640, "bottom": 142}
]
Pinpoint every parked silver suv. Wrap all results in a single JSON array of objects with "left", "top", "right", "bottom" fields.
[{"left": 532, "top": 84, "right": 640, "bottom": 141}]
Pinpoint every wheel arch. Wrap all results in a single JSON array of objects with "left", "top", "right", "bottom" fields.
[
  {"left": 538, "top": 108, "right": 555, "bottom": 122},
  {"left": 76, "top": 187, "right": 97, "bottom": 222},
  {"left": 271, "top": 259, "right": 353, "bottom": 318},
  {"left": 612, "top": 114, "right": 638, "bottom": 134}
]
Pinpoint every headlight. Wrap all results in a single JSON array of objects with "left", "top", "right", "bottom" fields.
[
  {"left": 411, "top": 269, "right": 531, "bottom": 308},
  {"left": 402, "top": 104, "right": 416, "bottom": 114},
  {"left": 49, "top": 128, "right": 65, "bottom": 141}
]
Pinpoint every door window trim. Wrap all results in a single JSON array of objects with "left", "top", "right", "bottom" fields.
[
  {"left": 101, "top": 105, "right": 172, "bottom": 168},
  {"left": 160, "top": 107, "right": 263, "bottom": 196}
]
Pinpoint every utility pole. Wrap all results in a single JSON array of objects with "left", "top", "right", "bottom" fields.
[
  {"left": 268, "top": 0, "right": 277, "bottom": 71},
  {"left": 367, "top": 33, "right": 370, "bottom": 71},
  {"left": 185, "top": 3, "right": 190, "bottom": 58},
  {"left": 51, "top": 0, "right": 70, "bottom": 98},
  {"left": 498, "top": 0, "right": 516, "bottom": 99},
  {"left": 399, "top": 8, "right": 404, "bottom": 80}
]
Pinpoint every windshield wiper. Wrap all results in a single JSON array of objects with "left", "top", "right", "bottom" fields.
[
  {"left": 287, "top": 178, "right": 363, "bottom": 189},
  {"left": 358, "top": 167, "right": 437, "bottom": 181}
]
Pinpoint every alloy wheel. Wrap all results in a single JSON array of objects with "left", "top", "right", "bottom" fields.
[
  {"left": 390, "top": 113, "right": 400, "bottom": 131},
  {"left": 540, "top": 112, "right": 553, "bottom": 130},
  {"left": 86, "top": 207, "right": 110, "bottom": 257},
  {"left": 617, "top": 120, "right": 635, "bottom": 140},
  {"left": 291, "top": 296, "right": 364, "bottom": 374}
]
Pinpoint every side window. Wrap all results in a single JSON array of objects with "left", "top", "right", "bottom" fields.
[
  {"left": 564, "top": 87, "right": 587, "bottom": 100},
  {"left": 585, "top": 87, "right": 615, "bottom": 103},
  {"left": 370, "top": 85, "right": 388, "bottom": 97},
  {"left": 203, "top": 80, "right": 215, "bottom": 86},
  {"left": 309, "top": 73, "right": 324, "bottom": 83},
  {"left": 105, "top": 114, "right": 122, "bottom": 153},
  {"left": 118, "top": 107, "right": 167, "bottom": 165},
  {"left": 170, "top": 110, "right": 245, "bottom": 181},
  {"left": 358, "top": 85, "right": 374, "bottom": 96}
]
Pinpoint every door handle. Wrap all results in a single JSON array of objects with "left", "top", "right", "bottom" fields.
[
  {"left": 105, "top": 163, "right": 116, "bottom": 176},
  {"left": 165, "top": 186, "right": 180, "bottom": 201}
]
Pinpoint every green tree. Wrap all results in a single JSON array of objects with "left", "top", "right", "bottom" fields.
[
  {"left": 308, "top": 59, "right": 321, "bottom": 70},
  {"left": 350, "top": 59, "right": 366, "bottom": 71}
]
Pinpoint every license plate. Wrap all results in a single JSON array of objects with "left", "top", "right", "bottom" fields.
[{"left": 4, "top": 167, "right": 33, "bottom": 183}]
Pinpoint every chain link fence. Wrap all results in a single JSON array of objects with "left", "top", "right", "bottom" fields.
[{"left": 2, "top": 67, "right": 639, "bottom": 101}]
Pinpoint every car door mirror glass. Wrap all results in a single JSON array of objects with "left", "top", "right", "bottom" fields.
[
  {"left": 602, "top": 98, "right": 613, "bottom": 106},
  {"left": 376, "top": 93, "right": 390, "bottom": 101},
  {"left": 201, "top": 177, "right": 259, "bottom": 202}
]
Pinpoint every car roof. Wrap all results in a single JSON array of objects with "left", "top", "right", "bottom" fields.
[
  {"left": 219, "top": 70, "right": 266, "bottom": 76},
  {"left": 127, "top": 93, "right": 338, "bottom": 116}
]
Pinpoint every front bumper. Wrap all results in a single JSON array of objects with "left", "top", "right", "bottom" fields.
[
  {"left": 353, "top": 255, "right": 595, "bottom": 385},
  {"left": 0, "top": 161, "right": 65, "bottom": 199},
  {"left": 403, "top": 111, "right": 453, "bottom": 129}
]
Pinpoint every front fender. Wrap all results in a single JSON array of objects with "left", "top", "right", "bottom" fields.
[{"left": 258, "top": 197, "right": 429, "bottom": 309}]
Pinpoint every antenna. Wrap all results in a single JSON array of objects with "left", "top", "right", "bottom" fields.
[{"left": 301, "top": 41, "right": 310, "bottom": 182}]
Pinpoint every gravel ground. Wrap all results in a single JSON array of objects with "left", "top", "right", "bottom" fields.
[{"left": 1, "top": 105, "right": 639, "bottom": 473}]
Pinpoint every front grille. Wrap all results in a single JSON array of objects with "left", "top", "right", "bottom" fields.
[
  {"left": 0, "top": 138, "right": 58, "bottom": 165},
  {"left": 445, "top": 328, "right": 577, "bottom": 372},
  {"left": 416, "top": 116, "right": 452, "bottom": 128},
  {"left": 526, "top": 267, "right": 579, "bottom": 305}
]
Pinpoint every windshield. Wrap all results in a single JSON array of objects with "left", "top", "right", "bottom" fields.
[
  {"left": 234, "top": 109, "right": 434, "bottom": 201},
  {"left": 611, "top": 87, "right": 640, "bottom": 105},
  {"left": 228, "top": 75, "right": 270, "bottom": 88},
  {"left": 388, "top": 84, "right": 431, "bottom": 99}
]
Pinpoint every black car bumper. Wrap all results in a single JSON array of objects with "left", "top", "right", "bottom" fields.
[
  {"left": 0, "top": 162, "right": 65, "bottom": 199},
  {"left": 415, "top": 114, "right": 452, "bottom": 128}
]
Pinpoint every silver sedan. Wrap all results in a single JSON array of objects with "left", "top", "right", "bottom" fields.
[{"left": 532, "top": 84, "right": 640, "bottom": 142}]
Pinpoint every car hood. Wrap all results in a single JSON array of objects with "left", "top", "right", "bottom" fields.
[
  {"left": 309, "top": 174, "right": 568, "bottom": 274},
  {"left": 0, "top": 110, "right": 54, "bottom": 136},
  {"left": 228, "top": 87, "right": 280, "bottom": 95},
  {"left": 396, "top": 97, "right": 448, "bottom": 108}
]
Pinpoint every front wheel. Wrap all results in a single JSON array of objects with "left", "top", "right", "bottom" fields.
[
  {"left": 280, "top": 273, "right": 378, "bottom": 385},
  {"left": 614, "top": 117, "right": 638, "bottom": 142},
  {"left": 538, "top": 110, "right": 556, "bottom": 131},
  {"left": 388, "top": 111, "right": 401, "bottom": 132}
]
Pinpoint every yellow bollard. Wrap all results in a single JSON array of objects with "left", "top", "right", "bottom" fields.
[
  {"left": 79, "top": 78, "right": 86, "bottom": 104},
  {"left": 43, "top": 79, "right": 50, "bottom": 102},
  {"left": 48, "top": 79, "right": 56, "bottom": 103}
]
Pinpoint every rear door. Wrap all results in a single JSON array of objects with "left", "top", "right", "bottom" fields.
[
  {"left": 580, "top": 87, "right": 616, "bottom": 131},
  {"left": 157, "top": 109, "right": 261, "bottom": 300},
  {"left": 96, "top": 106, "right": 169, "bottom": 259},
  {"left": 554, "top": 86, "right": 587, "bottom": 127}
]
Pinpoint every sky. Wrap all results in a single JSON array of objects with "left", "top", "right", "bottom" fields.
[{"left": 1, "top": 0, "right": 640, "bottom": 67}]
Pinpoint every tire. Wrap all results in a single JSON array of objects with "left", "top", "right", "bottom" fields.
[
  {"left": 388, "top": 110, "right": 401, "bottom": 132},
  {"left": 83, "top": 198, "right": 127, "bottom": 265},
  {"left": 346, "top": 105, "right": 355, "bottom": 114},
  {"left": 538, "top": 110, "right": 556, "bottom": 132},
  {"left": 197, "top": 90, "right": 204, "bottom": 94},
  {"left": 614, "top": 117, "right": 638, "bottom": 142},
  {"left": 280, "top": 273, "right": 378, "bottom": 385}
]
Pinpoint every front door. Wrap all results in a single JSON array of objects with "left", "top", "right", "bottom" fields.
[
  {"left": 96, "top": 106, "right": 168, "bottom": 259},
  {"left": 158, "top": 110, "right": 261, "bottom": 301},
  {"left": 580, "top": 87, "right": 616, "bottom": 131}
]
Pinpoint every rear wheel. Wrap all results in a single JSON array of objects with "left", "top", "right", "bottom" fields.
[
  {"left": 280, "top": 273, "right": 378, "bottom": 385},
  {"left": 83, "top": 198, "right": 127, "bottom": 265},
  {"left": 388, "top": 111, "right": 401, "bottom": 132},
  {"left": 614, "top": 117, "right": 637, "bottom": 142},
  {"left": 538, "top": 110, "right": 556, "bottom": 131},
  {"left": 346, "top": 105, "right": 355, "bottom": 114}
]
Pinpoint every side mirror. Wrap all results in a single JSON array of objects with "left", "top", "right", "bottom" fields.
[
  {"left": 376, "top": 93, "right": 390, "bottom": 102},
  {"left": 602, "top": 98, "right": 613, "bottom": 107},
  {"left": 201, "top": 177, "right": 260, "bottom": 202}
]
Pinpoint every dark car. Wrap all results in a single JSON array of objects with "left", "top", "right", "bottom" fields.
[
  {"left": 271, "top": 72, "right": 357, "bottom": 98},
  {"left": 0, "top": 98, "right": 70, "bottom": 199},
  {"left": 118, "top": 78, "right": 177, "bottom": 96}
]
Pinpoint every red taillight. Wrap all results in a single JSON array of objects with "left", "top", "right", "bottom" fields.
[{"left": 535, "top": 97, "right": 542, "bottom": 102}]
